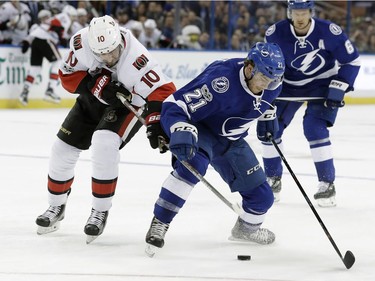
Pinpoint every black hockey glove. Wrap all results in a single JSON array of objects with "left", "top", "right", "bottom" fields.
[
  {"left": 144, "top": 101, "right": 169, "bottom": 153},
  {"left": 0, "top": 20, "right": 10, "bottom": 31},
  {"left": 88, "top": 74, "right": 132, "bottom": 107},
  {"left": 20, "top": 40, "right": 30, "bottom": 54}
]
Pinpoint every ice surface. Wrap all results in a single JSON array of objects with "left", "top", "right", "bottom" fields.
[{"left": 0, "top": 105, "right": 374, "bottom": 281}]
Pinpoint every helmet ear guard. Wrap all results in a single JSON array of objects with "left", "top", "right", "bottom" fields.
[{"left": 245, "top": 42, "right": 285, "bottom": 90}]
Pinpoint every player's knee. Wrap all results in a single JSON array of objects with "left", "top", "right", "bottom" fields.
[
  {"left": 173, "top": 152, "right": 209, "bottom": 185},
  {"left": 303, "top": 116, "right": 329, "bottom": 141},
  {"left": 50, "top": 138, "right": 81, "bottom": 178},
  {"left": 241, "top": 182, "right": 274, "bottom": 214},
  {"left": 91, "top": 130, "right": 122, "bottom": 168}
]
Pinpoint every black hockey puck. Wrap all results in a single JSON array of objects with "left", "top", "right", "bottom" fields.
[{"left": 237, "top": 255, "right": 251, "bottom": 261}]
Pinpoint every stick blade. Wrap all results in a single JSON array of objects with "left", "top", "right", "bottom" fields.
[{"left": 343, "top": 251, "right": 355, "bottom": 269}]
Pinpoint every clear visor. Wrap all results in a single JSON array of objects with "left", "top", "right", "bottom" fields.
[
  {"left": 252, "top": 70, "right": 283, "bottom": 90},
  {"left": 94, "top": 45, "right": 122, "bottom": 67}
]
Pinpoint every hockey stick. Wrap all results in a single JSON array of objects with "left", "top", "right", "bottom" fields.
[
  {"left": 275, "top": 97, "right": 325, "bottom": 102},
  {"left": 267, "top": 134, "right": 355, "bottom": 269},
  {"left": 116, "top": 93, "right": 243, "bottom": 215}
]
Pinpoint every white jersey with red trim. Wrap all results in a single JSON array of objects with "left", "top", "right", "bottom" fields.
[
  {"left": 0, "top": 1, "right": 31, "bottom": 44},
  {"left": 28, "top": 13, "right": 72, "bottom": 44},
  {"left": 60, "top": 26, "right": 173, "bottom": 107}
]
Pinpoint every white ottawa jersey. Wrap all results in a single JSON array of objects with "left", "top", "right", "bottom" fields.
[{"left": 58, "top": 26, "right": 174, "bottom": 107}]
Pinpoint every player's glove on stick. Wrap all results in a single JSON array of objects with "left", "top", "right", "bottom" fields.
[
  {"left": 169, "top": 122, "right": 198, "bottom": 161},
  {"left": 145, "top": 101, "right": 169, "bottom": 153},
  {"left": 257, "top": 106, "right": 279, "bottom": 142},
  {"left": 88, "top": 74, "right": 132, "bottom": 107},
  {"left": 325, "top": 80, "right": 349, "bottom": 109}
]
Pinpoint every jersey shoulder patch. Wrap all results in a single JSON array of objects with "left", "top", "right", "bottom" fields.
[
  {"left": 329, "top": 23, "right": 342, "bottom": 36},
  {"left": 73, "top": 34, "right": 82, "bottom": 51},
  {"left": 265, "top": 24, "right": 276, "bottom": 37}
]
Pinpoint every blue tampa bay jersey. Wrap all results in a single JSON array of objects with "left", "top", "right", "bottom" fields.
[
  {"left": 265, "top": 18, "right": 360, "bottom": 97},
  {"left": 161, "top": 58, "right": 281, "bottom": 141}
]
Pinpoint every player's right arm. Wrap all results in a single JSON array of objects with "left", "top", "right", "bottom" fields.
[{"left": 58, "top": 30, "right": 94, "bottom": 95}]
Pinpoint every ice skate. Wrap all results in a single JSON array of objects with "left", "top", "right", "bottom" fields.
[
  {"left": 229, "top": 217, "right": 275, "bottom": 245},
  {"left": 145, "top": 217, "right": 170, "bottom": 257},
  {"left": 36, "top": 204, "right": 66, "bottom": 235},
  {"left": 19, "top": 87, "right": 29, "bottom": 106},
  {"left": 314, "top": 182, "right": 336, "bottom": 207},
  {"left": 84, "top": 208, "right": 108, "bottom": 244},
  {"left": 44, "top": 87, "right": 61, "bottom": 104},
  {"left": 267, "top": 176, "right": 282, "bottom": 202}
]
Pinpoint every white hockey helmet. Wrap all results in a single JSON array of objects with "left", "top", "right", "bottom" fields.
[
  {"left": 38, "top": 9, "right": 52, "bottom": 20},
  {"left": 62, "top": 5, "right": 78, "bottom": 18},
  {"left": 88, "top": 15, "right": 122, "bottom": 55}
]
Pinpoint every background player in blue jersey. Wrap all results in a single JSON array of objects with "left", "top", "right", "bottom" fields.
[
  {"left": 144, "top": 42, "right": 285, "bottom": 256},
  {"left": 262, "top": 0, "right": 360, "bottom": 207}
]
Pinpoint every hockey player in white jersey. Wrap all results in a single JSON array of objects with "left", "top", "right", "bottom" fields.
[
  {"left": 262, "top": 0, "right": 360, "bottom": 207},
  {"left": 19, "top": 6, "right": 77, "bottom": 106},
  {"left": 35, "top": 15, "right": 176, "bottom": 243}
]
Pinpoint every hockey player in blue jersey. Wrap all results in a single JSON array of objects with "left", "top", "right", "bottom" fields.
[
  {"left": 144, "top": 42, "right": 285, "bottom": 256},
  {"left": 262, "top": 0, "right": 360, "bottom": 207}
]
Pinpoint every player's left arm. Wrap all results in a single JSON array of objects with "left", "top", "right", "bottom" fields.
[
  {"left": 143, "top": 82, "right": 177, "bottom": 153},
  {"left": 326, "top": 26, "right": 361, "bottom": 108}
]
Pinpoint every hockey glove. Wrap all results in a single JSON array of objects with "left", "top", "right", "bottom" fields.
[
  {"left": 20, "top": 40, "right": 30, "bottom": 53},
  {"left": 257, "top": 107, "right": 279, "bottom": 142},
  {"left": 325, "top": 80, "right": 349, "bottom": 109},
  {"left": 144, "top": 101, "right": 169, "bottom": 153},
  {"left": 169, "top": 122, "right": 198, "bottom": 161},
  {"left": 88, "top": 74, "right": 132, "bottom": 107}
]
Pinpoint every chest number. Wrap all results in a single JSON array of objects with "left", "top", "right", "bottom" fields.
[{"left": 183, "top": 84, "right": 212, "bottom": 113}]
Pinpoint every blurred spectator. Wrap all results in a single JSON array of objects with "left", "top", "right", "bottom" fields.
[
  {"left": 130, "top": 20, "right": 143, "bottom": 40},
  {"left": 159, "top": 12, "right": 174, "bottom": 48},
  {"left": 138, "top": 19, "right": 162, "bottom": 49},
  {"left": 199, "top": 31, "right": 210, "bottom": 49},
  {"left": 60, "top": 5, "right": 78, "bottom": 45},
  {"left": 184, "top": 1, "right": 210, "bottom": 33},
  {"left": 71, "top": 8, "right": 88, "bottom": 35},
  {"left": 368, "top": 33, "right": 375, "bottom": 52},
  {"left": 114, "top": 4, "right": 134, "bottom": 29},
  {"left": 187, "top": 10, "right": 204, "bottom": 32},
  {"left": 247, "top": 28, "right": 257, "bottom": 48},
  {"left": 0, "top": 0, "right": 31, "bottom": 45},
  {"left": 145, "top": 1, "right": 164, "bottom": 25},
  {"left": 48, "top": 0, "right": 67, "bottom": 15},
  {"left": 27, "top": 1, "right": 45, "bottom": 25},
  {"left": 230, "top": 29, "right": 247, "bottom": 51},
  {"left": 176, "top": 24, "right": 202, "bottom": 50},
  {"left": 134, "top": 2, "right": 147, "bottom": 21}
]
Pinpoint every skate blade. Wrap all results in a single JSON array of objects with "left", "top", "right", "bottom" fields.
[
  {"left": 316, "top": 197, "right": 336, "bottom": 207},
  {"left": 145, "top": 244, "right": 158, "bottom": 258},
  {"left": 86, "top": 235, "right": 99, "bottom": 244},
  {"left": 228, "top": 235, "right": 249, "bottom": 242},
  {"left": 228, "top": 235, "right": 274, "bottom": 245},
  {"left": 19, "top": 98, "right": 28, "bottom": 106},
  {"left": 37, "top": 221, "right": 60, "bottom": 235},
  {"left": 43, "top": 96, "right": 61, "bottom": 104}
]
